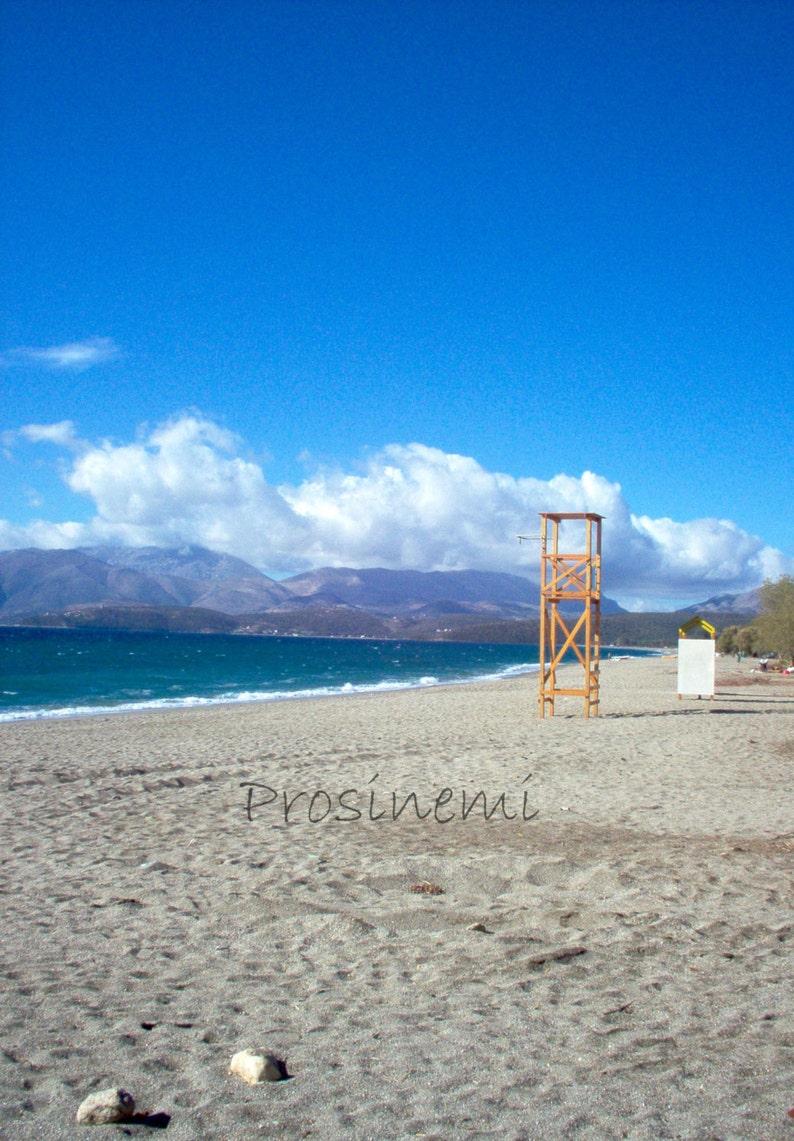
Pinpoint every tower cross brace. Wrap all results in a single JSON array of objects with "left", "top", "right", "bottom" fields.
[{"left": 538, "top": 512, "right": 603, "bottom": 718}]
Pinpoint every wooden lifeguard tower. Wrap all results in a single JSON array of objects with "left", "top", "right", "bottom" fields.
[{"left": 538, "top": 512, "right": 603, "bottom": 717}]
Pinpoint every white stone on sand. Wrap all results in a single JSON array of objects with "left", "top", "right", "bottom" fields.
[
  {"left": 229, "top": 1049, "right": 284, "bottom": 1084},
  {"left": 75, "top": 1087, "right": 135, "bottom": 1125}
]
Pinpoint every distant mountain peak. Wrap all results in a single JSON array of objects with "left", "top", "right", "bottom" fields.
[
  {"left": 681, "top": 589, "right": 760, "bottom": 615},
  {"left": 79, "top": 544, "right": 266, "bottom": 583}
]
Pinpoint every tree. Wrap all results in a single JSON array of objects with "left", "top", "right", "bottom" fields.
[
  {"left": 757, "top": 575, "right": 794, "bottom": 664},
  {"left": 735, "top": 624, "right": 761, "bottom": 656},
  {"left": 717, "top": 625, "right": 738, "bottom": 655}
]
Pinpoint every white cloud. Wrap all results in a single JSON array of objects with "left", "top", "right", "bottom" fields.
[
  {"left": 61, "top": 416, "right": 308, "bottom": 567},
  {"left": 1, "top": 414, "right": 790, "bottom": 604},
  {"left": 629, "top": 515, "right": 788, "bottom": 594},
  {"left": 0, "top": 518, "right": 92, "bottom": 550},
  {"left": 1, "top": 337, "right": 119, "bottom": 371},
  {"left": 19, "top": 420, "right": 82, "bottom": 448}
]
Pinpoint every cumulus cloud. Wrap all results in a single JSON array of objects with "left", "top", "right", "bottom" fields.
[
  {"left": 60, "top": 416, "right": 308, "bottom": 566},
  {"left": 1, "top": 336, "right": 119, "bottom": 371},
  {"left": 1, "top": 414, "right": 790, "bottom": 605}
]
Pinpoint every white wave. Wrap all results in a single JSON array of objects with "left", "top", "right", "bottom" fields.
[{"left": 0, "top": 662, "right": 542, "bottom": 723}]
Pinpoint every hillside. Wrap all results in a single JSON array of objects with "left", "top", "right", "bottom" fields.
[
  {"left": 0, "top": 545, "right": 761, "bottom": 645},
  {"left": 0, "top": 546, "right": 625, "bottom": 622},
  {"left": 281, "top": 565, "right": 626, "bottom": 616},
  {"left": 0, "top": 547, "right": 289, "bottom": 618},
  {"left": 0, "top": 549, "right": 180, "bottom": 616},
  {"left": 682, "top": 588, "right": 761, "bottom": 613},
  {"left": 7, "top": 601, "right": 755, "bottom": 648}
]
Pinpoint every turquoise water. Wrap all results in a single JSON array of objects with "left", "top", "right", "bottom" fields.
[
  {"left": 0, "top": 627, "right": 545, "bottom": 720},
  {"left": 0, "top": 627, "right": 656, "bottom": 721}
]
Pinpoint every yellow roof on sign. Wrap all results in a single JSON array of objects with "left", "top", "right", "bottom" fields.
[{"left": 678, "top": 616, "right": 716, "bottom": 639}]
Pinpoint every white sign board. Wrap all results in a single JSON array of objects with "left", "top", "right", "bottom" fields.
[{"left": 677, "top": 638, "right": 715, "bottom": 698}]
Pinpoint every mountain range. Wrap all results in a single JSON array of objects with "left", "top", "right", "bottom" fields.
[
  {"left": 0, "top": 545, "right": 760, "bottom": 641},
  {"left": 0, "top": 545, "right": 624, "bottom": 619}
]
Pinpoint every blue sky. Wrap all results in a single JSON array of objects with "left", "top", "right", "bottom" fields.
[{"left": 1, "top": 0, "right": 792, "bottom": 608}]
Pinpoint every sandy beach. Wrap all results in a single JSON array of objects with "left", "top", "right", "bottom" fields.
[{"left": 1, "top": 654, "right": 792, "bottom": 1140}]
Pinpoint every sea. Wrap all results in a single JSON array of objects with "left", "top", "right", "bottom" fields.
[{"left": 0, "top": 627, "right": 654, "bottom": 722}]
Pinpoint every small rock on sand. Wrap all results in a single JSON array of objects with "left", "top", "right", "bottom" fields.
[
  {"left": 76, "top": 1088, "right": 135, "bottom": 1125},
  {"left": 229, "top": 1049, "right": 286, "bottom": 1084}
]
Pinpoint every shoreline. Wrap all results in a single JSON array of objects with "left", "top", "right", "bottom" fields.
[
  {"left": 1, "top": 654, "right": 792, "bottom": 1139},
  {"left": 0, "top": 630, "right": 665, "bottom": 724},
  {"left": 0, "top": 660, "right": 545, "bottom": 725}
]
